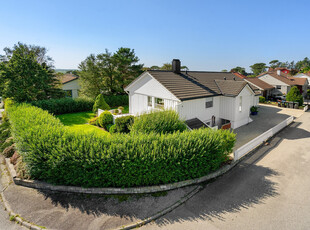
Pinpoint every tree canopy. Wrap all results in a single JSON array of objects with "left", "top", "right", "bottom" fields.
[
  {"left": 250, "top": 63, "right": 267, "bottom": 76},
  {"left": 286, "top": 86, "right": 303, "bottom": 106},
  {"left": 0, "top": 42, "right": 63, "bottom": 102},
  {"left": 78, "top": 47, "right": 143, "bottom": 98},
  {"left": 230, "top": 66, "right": 246, "bottom": 75}
]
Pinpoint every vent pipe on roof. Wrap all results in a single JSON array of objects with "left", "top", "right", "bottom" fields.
[
  {"left": 172, "top": 59, "right": 181, "bottom": 74},
  {"left": 224, "top": 77, "right": 226, "bottom": 80},
  {"left": 233, "top": 77, "right": 236, "bottom": 81}
]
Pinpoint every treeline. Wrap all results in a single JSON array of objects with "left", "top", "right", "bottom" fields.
[{"left": 225, "top": 57, "right": 310, "bottom": 77}]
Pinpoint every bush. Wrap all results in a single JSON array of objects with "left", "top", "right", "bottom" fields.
[
  {"left": 109, "top": 124, "right": 117, "bottom": 133},
  {"left": 130, "top": 110, "right": 187, "bottom": 134},
  {"left": 114, "top": 115, "right": 134, "bottom": 133},
  {"left": 8, "top": 104, "right": 236, "bottom": 188},
  {"left": 286, "top": 86, "right": 303, "bottom": 106},
  {"left": 88, "top": 117, "right": 98, "bottom": 126},
  {"left": 103, "top": 95, "right": 128, "bottom": 107},
  {"left": 97, "top": 111, "right": 113, "bottom": 129},
  {"left": 259, "top": 96, "right": 265, "bottom": 103},
  {"left": 3, "top": 144, "right": 15, "bottom": 158},
  {"left": 30, "top": 97, "right": 94, "bottom": 115},
  {"left": 93, "top": 94, "right": 110, "bottom": 113}
]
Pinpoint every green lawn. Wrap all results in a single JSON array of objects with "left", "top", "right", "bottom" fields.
[{"left": 56, "top": 111, "right": 109, "bottom": 136}]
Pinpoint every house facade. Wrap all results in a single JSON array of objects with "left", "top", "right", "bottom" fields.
[
  {"left": 125, "top": 60, "right": 259, "bottom": 129},
  {"left": 60, "top": 74, "right": 81, "bottom": 98},
  {"left": 257, "top": 70, "right": 308, "bottom": 97}
]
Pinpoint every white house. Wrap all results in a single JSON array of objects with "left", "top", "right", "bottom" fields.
[
  {"left": 125, "top": 59, "right": 260, "bottom": 129},
  {"left": 257, "top": 70, "right": 308, "bottom": 97},
  {"left": 294, "top": 72, "right": 310, "bottom": 86},
  {"left": 60, "top": 74, "right": 81, "bottom": 98}
]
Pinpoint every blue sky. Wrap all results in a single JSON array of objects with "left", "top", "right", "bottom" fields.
[{"left": 0, "top": 0, "right": 309, "bottom": 71}]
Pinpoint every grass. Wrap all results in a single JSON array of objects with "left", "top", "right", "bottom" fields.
[{"left": 56, "top": 111, "right": 109, "bottom": 135}]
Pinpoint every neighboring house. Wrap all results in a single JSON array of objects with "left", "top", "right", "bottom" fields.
[
  {"left": 125, "top": 59, "right": 260, "bottom": 129},
  {"left": 257, "top": 70, "right": 308, "bottom": 97},
  {"left": 232, "top": 72, "right": 246, "bottom": 79},
  {"left": 268, "top": 67, "right": 290, "bottom": 74},
  {"left": 60, "top": 74, "right": 81, "bottom": 98},
  {"left": 294, "top": 72, "right": 310, "bottom": 87},
  {"left": 244, "top": 78, "right": 274, "bottom": 98}
]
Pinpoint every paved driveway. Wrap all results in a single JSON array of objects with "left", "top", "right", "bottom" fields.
[
  {"left": 140, "top": 110, "right": 310, "bottom": 230},
  {"left": 233, "top": 104, "right": 304, "bottom": 150}
]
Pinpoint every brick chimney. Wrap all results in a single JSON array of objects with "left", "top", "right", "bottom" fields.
[{"left": 172, "top": 59, "right": 181, "bottom": 74}]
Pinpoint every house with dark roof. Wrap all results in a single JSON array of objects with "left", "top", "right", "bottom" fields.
[
  {"left": 125, "top": 59, "right": 260, "bottom": 129},
  {"left": 60, "top": 73, "right": 81, "bottom": 98},
  {"left": 244, "top": 78, "right": 274, "bottom": 98},
  {"left": 257, "top": 70, "right": 308, "bottom": 97}
]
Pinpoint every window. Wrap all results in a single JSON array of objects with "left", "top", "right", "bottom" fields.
[
  {"left": 155, "top": 98, "right": 164, "bottom": 109},
  {"left": 147, "top": 96, "right": 152, "bottom": 107},
  {"left": 276, "top": 85, "right": 281, "bottom": 90},
  {"left": 65, "top": 90, "right": 72, "bottom": 98},
  {"left": 239, "top": 96, "right": 242, "bottom": 112},
  {"left": 205, "top": 98, "right": 213, "bottom": 108}
]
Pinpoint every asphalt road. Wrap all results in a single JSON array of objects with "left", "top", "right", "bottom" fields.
[
  {"left": 0, "top": 183, "right": 24, "bottom": 230},
  {"left": 141, "top": 111, "right": 310, "bottom": 229}
]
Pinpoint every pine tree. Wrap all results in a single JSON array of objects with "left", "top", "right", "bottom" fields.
[{"left": 93, "top": 94, "right": 110, "bottom": 113}]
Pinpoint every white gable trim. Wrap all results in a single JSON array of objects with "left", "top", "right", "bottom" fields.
[{"left": 125, "top": 72, "right": 180, "bottom": 102}]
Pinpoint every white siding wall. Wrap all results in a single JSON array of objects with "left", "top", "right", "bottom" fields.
[
  {"left": 177, "top": 97, "right": 220, "bottom": 124},
  {"left": 62, "top": 79, "right": 81, "bottom": 98},
  {"left": 232, "top": 86, "right": 253, "bottom": 129},
  {"left": 219, "top": 96, "right": 235, "bottom": 121}
]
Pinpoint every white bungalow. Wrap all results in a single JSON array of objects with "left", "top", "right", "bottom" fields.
[
  {"left": 125, "top": 59, "right": 260, "bottom": 129},
  {"left": 60, "top": 74, "right": 81, "bottom": 98}
]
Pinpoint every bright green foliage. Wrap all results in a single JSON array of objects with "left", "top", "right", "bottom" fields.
[
  {"left": 286, "top": 86, "right": 304, "bottom": 106},
  {"left": 93, "top": 94, "right": 110, "bottom": 113},
  {"left": 8, "top": 104, "right": 236, "bottom": 188},
  {"left": 0, "top": 43, "right": 64, "bottom": 102},
  {"left": 97, "top": 111, "right": 113, "bottom": 129},
  {"left": 103, "top": 95, "right": 128, "bottom": 107},
  {"left": 109, "top": 124, "right": 117, "bottom": 133},
  {"left": 114, "top": 115, "right": 134, "bottom": 133},
  {"left": 88, "top": 117, "right": 98, "bottom": 126},
  {"left": 259, "top": 96, "right": 265, "bottom": 103},
  {"left": 30, "top": 97, "right": 94, "bottom": 115},
  {"left": 130, "top": 110, "right": 187, "bottom": 134},
  {"left": 0, "top": 121, "right": 12, "bottom": 152}
]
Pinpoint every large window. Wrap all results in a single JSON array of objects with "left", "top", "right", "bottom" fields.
[{"left": 155, "top": 98, "right": 164, "bottom": 109}]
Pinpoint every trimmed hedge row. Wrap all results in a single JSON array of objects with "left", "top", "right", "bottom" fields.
[
  {"left": 103, "top": 95, "right": 128, "bottom": 107},
  {"left": 8, "top": 104, "right": 236, "bottom": 188},
  {"left": 30, "top": 97, "right": 94, "bottom": 115}
]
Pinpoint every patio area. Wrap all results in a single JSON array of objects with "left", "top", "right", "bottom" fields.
[{"left": 233, "top": 104, "right": 304, "bottom": 151}]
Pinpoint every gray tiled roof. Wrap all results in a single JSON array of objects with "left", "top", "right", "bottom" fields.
[{"left": 148, "top": 70, "right": 252, "bottom": 101}]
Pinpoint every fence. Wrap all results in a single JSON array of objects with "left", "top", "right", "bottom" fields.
[
  {"left": 234, "top": 116, "right": 294, "bottom": 161},
  {"left": 98, "top": 109, "right": 133, "bottom": 123}
]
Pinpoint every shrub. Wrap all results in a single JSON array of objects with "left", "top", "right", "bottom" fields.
[
  {"left": 114, "top": 115, "right": 134, "bottom": 133},
  {"left": 130, "top": 110, "right": 187, "bottom": 134},
  {"left": 8, "top": 104, "right": 236, "bottom": 188},
  {"left": 259, "top": 96, "right": 265, "bottom": 103},
  {"left": 286, "top": 86, "right": 303, "bottom": 106},
  {"left": 30, "top": 97, "right": 94, "bottom": 115},
  {"left": 103, "top": 95, "right": 128, "bottom": 107},
  {"left": 93, "top": 94, "right": 110, "bottom": 113},
  {"left": 109, "top": 124, "right": 117, "bottom": 133},
  {"left": 97, "top": 111, "right": 113, "bottom": 129},
  {"left": 3, "top": 144, "right": 16, "bottom": 158},
  {"left": 88, "top": 117, "right": 98, "bottom": 126},
  {"left": 118, "top": 106, "right": 124, "bottom": 112}
]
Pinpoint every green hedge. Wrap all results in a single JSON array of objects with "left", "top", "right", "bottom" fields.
[
  {"left": 8, "top": 104, "right": 236, "bottom": 188},
  {"left": 131, "top": 110, "right": 187, "bottom": 134},
  {"left": 30, "top": 97, "right": 94, "bottom": 115},
  {"left": 103, "top": 95, "right": 128, "bottom": 107}
]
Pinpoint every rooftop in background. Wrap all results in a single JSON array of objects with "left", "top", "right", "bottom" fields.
[
  {"left": 60, "top": 73, "right": 79, "bottom": 84},
  {"left": 244, "top": 77, "right": 274, "bottom": 90}
]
